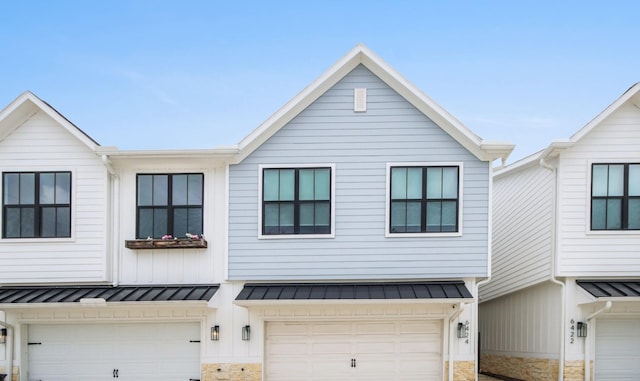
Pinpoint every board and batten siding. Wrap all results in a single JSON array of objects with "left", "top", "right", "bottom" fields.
[
  {"left": 228, "top": 65, "right": 490, "bottom": 280},
  {"left": 118, "top": 160, "right": 226, "bottom": 285},
  {"left": 0, "top": 111, "right": 109, "bottom": 283},
  {"left": 481, "top": 163, "right": 554, "bottom": 301},
  {"left": 479, "top": 281, "right": 561, "bottom": 357},
  {"left": 557, "top": 103, "right": 640, "bottom": 276}
]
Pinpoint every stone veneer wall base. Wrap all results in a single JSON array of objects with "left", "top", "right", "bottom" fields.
[
  {"left": 202, "top": 363, "right": 262, "bottom": 381},
  {"left": 444, "top": 360, "right": 476, "bottom": 381},
  {"left": 480, "top": 354, "right": 559, "bottom": 381}
]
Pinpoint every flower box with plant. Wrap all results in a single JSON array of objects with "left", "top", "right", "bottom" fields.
[{"left": 125, "top": 233, "right": 207, "bottom": 250}]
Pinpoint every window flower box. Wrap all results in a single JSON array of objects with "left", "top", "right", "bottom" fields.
[{"left": 125, "top": 238, "right": 207, "bottom": 250}]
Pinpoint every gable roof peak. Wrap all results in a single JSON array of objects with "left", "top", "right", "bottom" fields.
[
  {"left": 0, "top": 90, "right": 100, "bottom": 150},
  {"left": 236, "top": 44, "right": 513, "bottom": 164}
]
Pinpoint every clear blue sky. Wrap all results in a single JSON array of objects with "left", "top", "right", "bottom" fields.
[{"left": 1, "top": 1, "right": 638, "bottom": 162}]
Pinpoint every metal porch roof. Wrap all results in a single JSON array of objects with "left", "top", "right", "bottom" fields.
[
  {"left": 0, "top": 284, "right": 218, "bottom": 304},
  {"left": 236, "top": 281, "right": 473, "bottom": 301},
  {"left": 577, "top": 280, "right": 640, "bottom": 298}
]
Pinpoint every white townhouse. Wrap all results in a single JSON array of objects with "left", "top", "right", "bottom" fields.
[
  {"left": 225, "top": 45, "right": 512, "bottom": 381},
  {"left": 0, "top": 45, "right": 514, "bottom": 381},
  {"left": 0, "top": 92, "right": 235, "bottom": 381},
  {"left": 479, "top": 83, "right": 640, "bottom": 381}
]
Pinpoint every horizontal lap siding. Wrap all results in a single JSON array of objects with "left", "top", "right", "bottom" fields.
[
  {"left": 481, "top": 165, "right": 554, "bottom": 300},
  {"left": 0, "top": 111, "right": 108, "bottom": 283},
  {"left": 228, "top": 65, "right": 490, "bottom": 280},
  {"left": 557, "top": 103, "right": 640, "bottom": 276}
]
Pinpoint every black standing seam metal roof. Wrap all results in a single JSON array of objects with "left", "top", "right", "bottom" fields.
[
  {"left": 577, "top": 280, "right": 640, "bottom": 298},
  {"left": 0, "top": 285, "right": 219, "bottom": 304},
  {"left": 235, "top": 281, "right": 473, "bottom": 301}
]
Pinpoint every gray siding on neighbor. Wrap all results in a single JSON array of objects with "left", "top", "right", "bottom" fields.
[{"left": 228, "top": 65, "right": 490, "bottom": 280}]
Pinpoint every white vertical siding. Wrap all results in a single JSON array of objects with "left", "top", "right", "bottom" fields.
[
  {"left": 0, "top": 111, "right": 108, "bottom": 283},
  {"left": 228, "top": 65, "right": 490, "bottom": 280},
  {"left": 117, "top": 160, "right": 225, "bottom": 285},
  {"left": 479, "top": 281, "right": 561, "bottom": 357},
  {"left": 557, "top": 103, "right": 640, "bottom": 276},
  {"left": 481, "top": 163, "right": 554, "bottom": 300}
]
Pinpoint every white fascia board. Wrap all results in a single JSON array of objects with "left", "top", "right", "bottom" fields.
[
  {"left": 235, "top": 46, "right": 362, "bottom": 162},
  {"left": 235, "top": 44, "right": 513, "bottom": 164},
  {"left": 96, "top": 146, "right": 240, "bottom": 160},
  {"left": 571, "top": 82, "right": 640, "bottom": 143},
  {"left": 0, "top": 91, "right": 100, "bottom": 151},
  {"left": 493, "top": 150, "right": 543, "bottom": 179},
  {"left": 233, "top": 298, "right": 475, "bottom": 308}
]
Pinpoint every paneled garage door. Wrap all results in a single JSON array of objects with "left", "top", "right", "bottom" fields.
[
  {"left": 595, "top": 318, "right": 640, "bottom": 381},
  {"left": 28, "top": 322, "right": 201, "bottom": 381},
  {"left": 266, "top": 320, "right": 442, "bottom": 381}
]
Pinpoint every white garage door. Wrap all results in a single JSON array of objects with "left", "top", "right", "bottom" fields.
[
  {"left": 595, "top": 318, "right": 640, "bottom": 381},
  {"left": 28, "top": 322, "right": 201, "bottom": 381},
  {"left": 266, "top": 320, "right": 442, "bottom": 381}
]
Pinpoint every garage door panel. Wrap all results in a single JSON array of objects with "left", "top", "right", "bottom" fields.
[
  {"left": 313, "top": 341, "right": 351, "bottom": 353},
  {"left": 266, "top": 320, "right": 442, "bottom": 381},
  {"left": 596, "top": 318, "right": 640, "bottom": 381},
  {"left": 29, "top": 322, "right": 200, "bottom": 381},
  {"left": 313, "top": 323, "right": 351, "bottom": 335}
]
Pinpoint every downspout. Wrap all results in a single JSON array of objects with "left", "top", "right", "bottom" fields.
[
  {"left": 475, "top": 160, "right": 495, "bottom": 380},
  {"left": 584, "top": 301, "right": 612, "bottom": 381},
  {"left": 0, "top": 321, "right": 14, "bottom": 381},
  {"left": 540, "top": 156, "right": 566, "bottom": 381},
  {"left": 101, "top": 155, "right": 120, "bottom": 286},
  {"left": 449, "top": 302, "right": 466, "bottom": 381}
]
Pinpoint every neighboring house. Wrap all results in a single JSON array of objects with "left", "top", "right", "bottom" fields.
[
  {"left": 0, "top": 44, "right": 514, "bottom": 381},
  {"left": 226, "top": 44, "right": 513, "bottom": 381},
  {"left": 0, "top": 92, "right": 235, "bottom": 381},
  {"left": 479, "top": 83, "right": 640, "bottom": 381}
]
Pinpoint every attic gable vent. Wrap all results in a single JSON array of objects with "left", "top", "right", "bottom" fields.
[{"left": 354, "top": 88, "right": 367, "bottom": 112}]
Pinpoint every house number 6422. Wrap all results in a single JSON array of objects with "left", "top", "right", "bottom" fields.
[{"left": 569, "top": 319, "right": 575, "bottom": 344}]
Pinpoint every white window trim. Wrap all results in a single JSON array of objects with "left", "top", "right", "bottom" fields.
[
  {"left": 385, "top": 162, "right": 463, "bottom": 238},
  {"left": 1, "top": 167, "right": 77, "bottom": 242},
  {"left": 258, "top": 163, "right": 336, "bottom": 239}
]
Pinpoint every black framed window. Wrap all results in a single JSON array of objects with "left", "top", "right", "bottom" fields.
[
  {"left": 591, "top": 163, "right": 640, "bottom": 230},
  {"left": 3, "top": 171, "right": 71, "bottom": 238},
  {"left": 262, "top": 167, "right": 331, "bottom": 235},
  {"left": 136, "top": 174, "right": 204, "bottom": 239},
  {"left": 390, "top": 166, "right": 459, "bottom": 233}
]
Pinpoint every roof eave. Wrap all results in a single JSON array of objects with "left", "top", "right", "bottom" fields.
[
  {"left": 96, "top": 146, "right": 240, "bottom": 160},
  {"left": 571, "top": 82, "right": 640, "bottom": 143},
  {"left": 235, "top": 44, "right": 512, "bottom": 163},
  {"left": 0, "top": 91, "right": 100, "bottom": 151},
  {"left": 234, "top": 297, "right": 474, "bottom": 308}
]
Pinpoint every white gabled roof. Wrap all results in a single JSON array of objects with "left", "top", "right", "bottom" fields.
[
  {"left": 0, "top": 91, "right": 100, "bottom": 151},
  {"left": 236, "top": 44, "right": 514, "bottom": 163},
  {"left": 497, "top": 82, "right": 640, "bottom": 178},
  {"left": 538, "top": 82, "right": 640, "bottom": 162}
]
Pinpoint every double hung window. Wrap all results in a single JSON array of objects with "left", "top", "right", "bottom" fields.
[
  {"left": 591, "top": 163, "right": 640, "bottom": 230},
  {"left": 3, "top": 171, "right": 71, "bottom": 238},
  {"left": 261, "top": 167, "right": 332, "bottom": 236},
  {"left": 136, "top": 174, "right": 204, "bottom": 238},
  {"left": 389, "top": 165, "right": 459, "bottom": 234}
]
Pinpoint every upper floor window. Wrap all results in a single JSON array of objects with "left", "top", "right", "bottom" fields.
[
  {"left": 389, "top": 165, "right": 460, "bottom": 234},
  {"left": 261, "top": 166, "right": 332, "bottom": 236},
  {"left": 136, "top": 174, "right": 204, "bottom": 239},
  {"left": 591, "top": 163, "right": 640, "bottom": 230},
  {"left": 3, "top": 172, "right": 71, "bottom": 238}
]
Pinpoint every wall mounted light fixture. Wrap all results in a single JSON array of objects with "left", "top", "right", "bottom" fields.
[
  {"left": 0, "top": 328, "right": 6, "bottom": 344},
  {"left": 242, "top": 325, "right": 251, "bottom": 341},
  {"left": 457, "top": 321, "right": 469, "bottom": 338},
  {"left": 211, "top": 325, "right": 220, "bottom": 341},
  {"left": 577, "top": 322, "right": 588, "bottom": 337}
]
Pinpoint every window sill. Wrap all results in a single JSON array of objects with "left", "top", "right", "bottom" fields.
[{"left": 125, "top": 238, "right": 208, "bottom": 250}]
